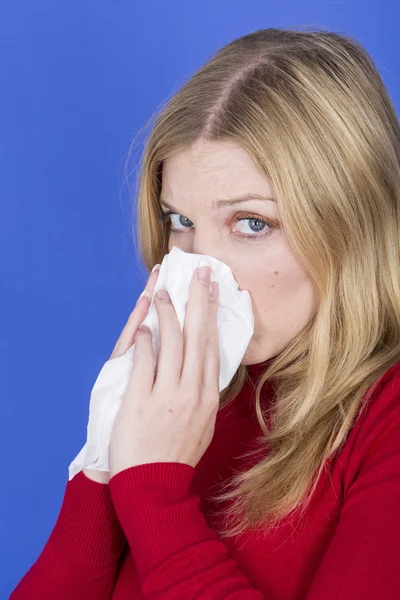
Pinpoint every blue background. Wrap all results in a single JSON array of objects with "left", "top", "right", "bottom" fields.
[{"left": 2, "top": 1, "right": 398, "bottom": 596}]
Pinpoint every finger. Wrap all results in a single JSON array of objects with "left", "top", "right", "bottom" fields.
[
  {"left": 110, "top": 265, "right": 160, "bottom": 359},
  {"left": 126, "top": 325, "right": 155, "bottom": 397},
  {"left": 152, "top": 288, "right": 183, "bottom": 389},
  {"left": 180, "top": 266, "right": 211, "bottom": 393},
  {"left": 136, "top": 264, "right": 161, "bottom": 308},
  {"left": 202, "top": 281, "right": 220, "bottom": 401}
]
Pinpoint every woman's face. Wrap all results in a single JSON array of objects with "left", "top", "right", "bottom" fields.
[{"left": 160, "top": 138, "right": 318, "bottom": 365}]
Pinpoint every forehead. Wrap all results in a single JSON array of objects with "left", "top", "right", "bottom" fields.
[{"left": 161, "top": 139, "right": 275, "bottom": 205}]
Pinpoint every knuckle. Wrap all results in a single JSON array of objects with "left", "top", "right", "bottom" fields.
[
  {"left": 187, "top": 324, "right": 205, "bottom": 346},
  {"left": 162, "top": 333, "right": 183, "bottom": 359},
  {"left": 203, "top": 389, "right": 219, "bottom": 407},
  {"left": 135, "top": 327, "right": 151, "bottom": 341},
  {"left": 172, "top": 331, "right": 184, "bottom": 351}
]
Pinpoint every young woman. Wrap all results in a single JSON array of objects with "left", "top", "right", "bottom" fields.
[{"left": 11, "top": 27, "right": 400, "bottom": 599}]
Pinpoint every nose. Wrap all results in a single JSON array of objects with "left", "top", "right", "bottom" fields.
[
  {"left": 185, "top": 236, "right": 241, "bottom": 286},
  {"left": 191, "top": 236, "right": 225, "bottom": 265}
]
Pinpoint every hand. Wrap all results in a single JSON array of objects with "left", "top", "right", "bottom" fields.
[
  {"left": 109, "top": 265, "right": 220, "bottom": 479},
  {"left": 82, "top": 264, "right": 161, "bottom": 484}
]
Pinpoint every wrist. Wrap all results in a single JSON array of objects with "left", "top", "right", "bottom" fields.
[{"left": 83, "top": 468, "right": 110, "bottom": 484}]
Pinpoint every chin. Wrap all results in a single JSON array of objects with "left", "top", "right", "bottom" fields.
[
  {"left": 239, "top": 334, "right": 282, "bottom": 365},
  {"left": 240, "top": 347, "right": 271, "bottom": 366}
]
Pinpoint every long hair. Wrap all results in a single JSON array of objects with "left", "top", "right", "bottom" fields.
[{"left": 124, "top": 27, "right": 400, "bottom": 538}]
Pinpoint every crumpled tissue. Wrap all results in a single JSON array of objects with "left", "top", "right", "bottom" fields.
[{"left": 68, "top": 246, "right": 254, "bottom": 480}]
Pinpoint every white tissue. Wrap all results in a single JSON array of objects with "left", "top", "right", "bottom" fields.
[{"left": 68, "top": 246, "right": 254, "bottom": 481}]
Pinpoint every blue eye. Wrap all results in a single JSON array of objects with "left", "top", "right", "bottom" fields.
[
  {"left": 170, "top": 214, "right": 194, "bottom": 229},
  {"left": 157, "top": 211, "right": 193, "bottom": 230},
  {"left": 157, "top": 210, "right": 278, "bottom": 240},
  {"left": 234, "top": 217, "right": 267, "bottom": 235}
]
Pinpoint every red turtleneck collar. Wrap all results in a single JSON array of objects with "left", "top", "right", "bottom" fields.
[{"left": 246, "top": 357, "right": 275, "bottom": 379}]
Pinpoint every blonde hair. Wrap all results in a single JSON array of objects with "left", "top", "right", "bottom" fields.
[{"left": 124, "top": 26, "right": 400, "bottom": 538}]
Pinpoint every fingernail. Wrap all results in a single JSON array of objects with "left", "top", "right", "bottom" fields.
[
  {"left": 198, "top": 266, "right": 211, "bottom": 285},
  {"left": 137, "top": 289, "right": 151, "bottom": 303},
  {"left": 151, "top": 264, "right": 161, "bottom": 274},
  {"left": 156, "top": 288, "right": 171, "bottom": 302},
  {"left": 209, "top": 281, "right": 218, "bottom": 299}
]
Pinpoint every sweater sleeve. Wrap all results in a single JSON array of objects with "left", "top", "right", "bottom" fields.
[
  {"left": 9, "top": 470, "right": 127, "bottom": 600},
  {"left": 108, "top": 462, "right": 265, "bottom": 599},
  {"left": 108, "top": 377, "right": 400, "bottom": 600}
]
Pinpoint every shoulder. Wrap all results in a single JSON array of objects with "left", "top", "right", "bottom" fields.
[
  {"left": 305, "top": 360, "right": 400, "bottom": 598},
  {"left": 356, "top": 359, "right": 400, "bottom": 436},
  {"left": 341, "top": 360, "right": 400, "bottom": 492}
]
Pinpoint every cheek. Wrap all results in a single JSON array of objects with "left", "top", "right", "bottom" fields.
[
  {"left": 250, "top": 277, "right": 281, "bottom": 324},
  {"left": 236, "top": 270, "right": 282, "bottom": 341},
  {"left": 168, "top": 238, "right": 191, "bottom": 255},
  {"left": 250, "top": 267, "right": 318, "bottom": 336},
  {"left": 236, "top": 269, "right": 280, "bottom": 298}
]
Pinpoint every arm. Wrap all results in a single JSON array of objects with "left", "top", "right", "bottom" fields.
[
  {"left": 109, "top": 462, "right": 265, "bottom": 599},
  {"left": 108, "top": 395, "right": 400, "bottom": 599},
  {"left": 10, "top": 470, "right": 127, "bottom": 600}
]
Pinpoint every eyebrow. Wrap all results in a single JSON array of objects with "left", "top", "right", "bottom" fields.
[{"left": 159, "top": 193, "right": 276, "bottom": 212}]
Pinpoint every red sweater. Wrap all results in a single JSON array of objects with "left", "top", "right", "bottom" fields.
[{"left": 10, "top": 360, "right": 400, "bottom": 599}]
